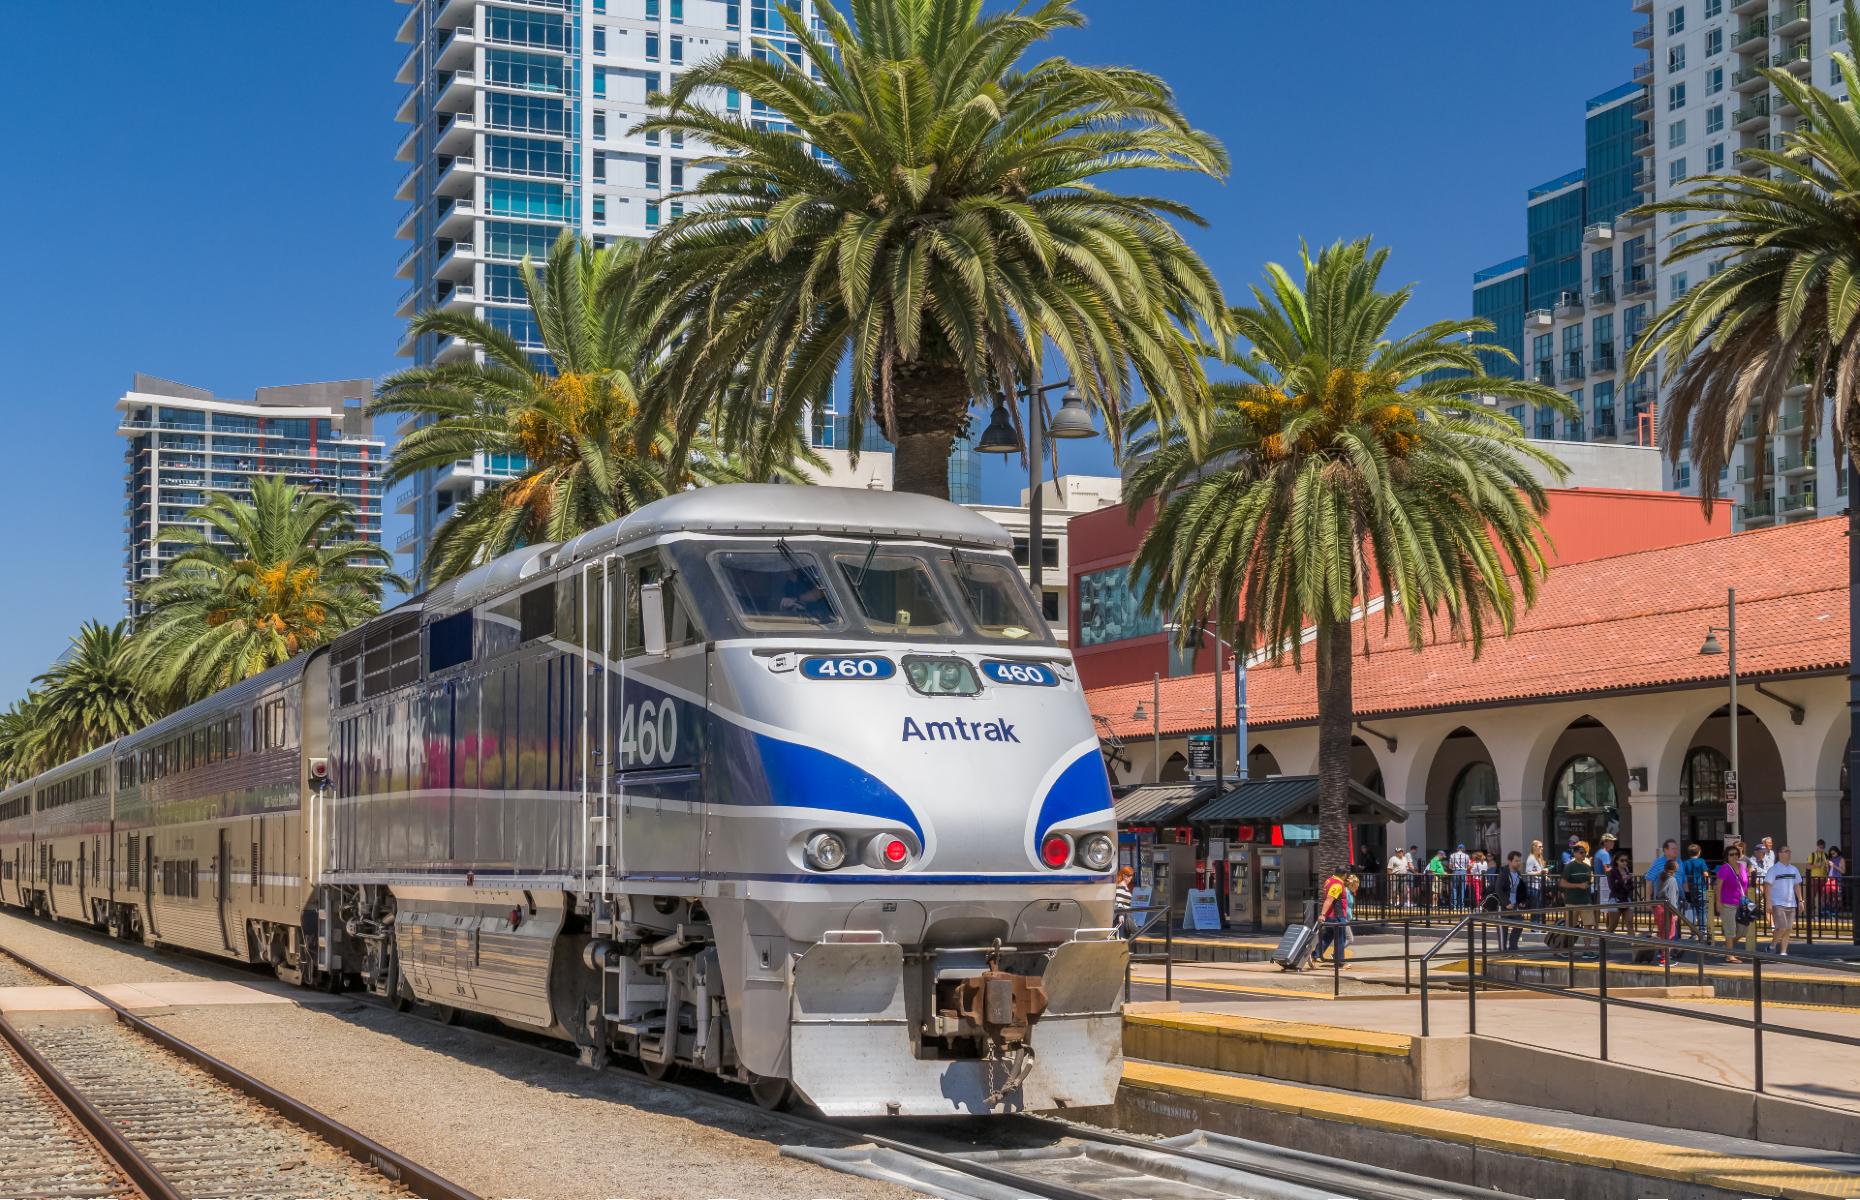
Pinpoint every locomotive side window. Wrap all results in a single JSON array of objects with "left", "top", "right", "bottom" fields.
[
  {"left": 621, "top": 553, "right": 701, "bottom": 654},
  {"left": 519, "top": 582, "right": 556, "bottom": 642},
  {"left": 951, "top": 556, "right": 1044, "bottom": 640},
  {"left": 714, "top": 551, "right": 840, "bottom": 630},
  {"left": 834, "top": 554, "right": 959, "bottom": 636}
]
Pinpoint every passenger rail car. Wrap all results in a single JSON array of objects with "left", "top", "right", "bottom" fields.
[{"left": 0, "top": 486, "right": 1125, "bottom": 1116}]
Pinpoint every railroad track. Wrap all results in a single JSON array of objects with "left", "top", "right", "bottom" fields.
[{"left": 0, "top": 941, "right": 478, "bottom": 1200}]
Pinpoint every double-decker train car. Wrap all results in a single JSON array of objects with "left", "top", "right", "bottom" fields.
[
  {"left": 0, "top": 485, "right": 1126, "bottom": 1116},
  {"left": 32, "top": 745, "right": 113, "bottom": 925}
]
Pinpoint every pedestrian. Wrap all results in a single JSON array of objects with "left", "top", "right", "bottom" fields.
[
  {"left": 1425, "top": 849, "right": 1448, "bottom": 907},
  {"left": 1655, "top": 860, "right": 1681, "bottom": 962},
  {"left": 1764, "top": 846, "right": 1803, "bottom": 956},
  {"left": 1714, "top": 845, "right": 1757, "bottom": 960},
  {"left": 1525, "top": 839, "right": 1549, "bottom": 913},
  {"left": 1386, "top": 845, "right": 1414, "bottom": 908},
  {"left": 1809, "top": 840, "right": 1830, "bottom": 913},
  {"left": 1561, "top": 834, "right": 1580, "bottom": 867},
  {"left": 1594, "top": 832, "right": 1617, "bottom": 909},
  {"left": 1681, "top": 843, "right": 1711, "bottom": 939},
  {"left": 1470, "top": 850, "right": 1489, "bottom": 909},
  {"left": 1449, "top": 843, "right": 1472, "bottom": 909},
  {"left": 1113, "top": 865, "right": 1136, "bottom": 938},
  {"left": 1559, "top": 841, "right": 1595, "bottom": 952},
  {"left": 1751, "top": 836, "right": 1776, "bottom": 880},
  {"left": 1312, "top": 872, "right": 1358, "bottom": 967},
  {"left": 1645, "top": 838, "right": 1679, "bottom": 882},
  {"left": 1604, "top": 853, "right": 1632, "bottom": 934},
  {"left": 1500, "top": 851, "right": 1527, "bottom": 950}
]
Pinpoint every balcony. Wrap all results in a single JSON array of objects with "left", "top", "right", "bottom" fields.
[
  {"left": 396, "top": 123, "right": 418, "bottom": 164},
  {"left": 436, "top": 24, "right": 479, "bottom": 72},
  {"left": 1624, "top": 271, "right": 1653, "bottom": 297},
  {"left": 1778, "top": 452, "right": 1815, "bottom": 475},
  {"left": 395, "top": 41, "right": 419, "bottom": 87},
  {"left": 1734, "top": 99, "right": 1771, "bottom": 128},
  {"left": 395, "top": 85, "right": 418, "bottom": 126},
  {"left": 1562, "top": 352, "right": 1586, "bottom": 381},
  {"left": 1632, "top": 60, "right": 1654, "bottom": 82},
  {"left": 1555, "top": 290, "right": 1584, "bottom": 317},
  {"left": 1592, "top": 345, "right": 1617, "bottom": 373},
  {"left": 1534, "top": 361, "right": 1556, "bottom": 386},
  {"left": 439, "top": 284, "right": 478, "bottom": 312},
  {"left": 1782, "top": 485, "right": 1817, "bottom": 515},
  {"left": 396, "top": 281, "right": 422, "bottom": 319},
  {"left": 396, "top": 3, "right": 419, "bottom": 44},
  {"left": 1583, "top": 222, "right": 1614, "bottom": 245},
  {"left": 435, "top": 70, "right": 477, "bottom": 114},
  {"left": 1633, "top": 130, "right": 1655, "bottom": 156},
  {"left": 1773, "top": 0, "right": 1810, "bottom": 36},
  {"left": 1631, "top": 21, "right": 1653, "bottom": 48},
  {"left": 1594, "top": 419, "right": 1619, "bottom": 440},
  {"left": 435, "top": 155, "right": 477, "bottom": 198},
  {"left": 1779, "top": 40, "right": 1812, "bottom": 73},
  {"left": 1735, "top": 145, "right": 1771, "bottom": 173},
  {"left": 435, "top": 335, "right": 475, "bottom": 364},
  {"left": 436, "top": 111, "right": 477, "bottom": 156},
  {"left": 394, "top": 161, "right": 420, "bottom": 203},
  {"left": 1741, "top": 497, "right": 1777, "bottom": 525},
  {"left": 1779, "top": 411, "right": 1805, "bottom": 433},
  {"left": 1733, "top": 0, "right": 1768, "bottom": 11},
  {"left": 1590, "top": 280, "right": 1615, "bottom": 307},
  {"left": 1525, "top": 307, "right": 1555, "bottom": 329},
  {"left": 395, "top": 202, "right": 418, "bottom": 242},
  {"left": 395, "top": 241, "right": 419, "bottom": 281},
  {"left": 434, "top": 240, "right": 477, "bottom": 281},
  {"left": 435, "top": 197, "right": 478, "bottom": 239},
  {"left": 1739, "top": 414, "right": 1761, "bottom": 441},
  {"left": 391, "top": 481, "right": 422, "bottom": 514},
  {"left": 395, "top": 526, "right": 421, "bottom": 554},
  {"left": 1633, "top": 0, "right": 1651, "bottom": 9},
  {"left": 1734, "top": 19, "right": 1770, "bottom": 51},
  {"left": 1734, "top": 58, "right": 1772, "bottom": 90}
]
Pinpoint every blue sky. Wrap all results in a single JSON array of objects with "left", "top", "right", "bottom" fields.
[{"left": 0, "top": 0, "right": 1637, "bottom": 700}]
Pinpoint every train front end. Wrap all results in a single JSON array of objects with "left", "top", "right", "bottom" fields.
[{"left": 667, "top": 503, "right": 1127, "bottom": 1116}]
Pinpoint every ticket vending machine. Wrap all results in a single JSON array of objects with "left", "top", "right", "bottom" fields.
[
  {"left": 1226, "top": 844, "right": 1256, "bottom": 927},
  {"left": 1145, "top": 842, "right": 1196, "bottom": 921},
  {"left": 1258, "top": 846, "right": 1317, "bottom": 931}
]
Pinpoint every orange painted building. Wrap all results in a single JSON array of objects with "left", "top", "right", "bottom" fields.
[{"left": 1067, "top": 486, "right": 1733, "bottom": 690}]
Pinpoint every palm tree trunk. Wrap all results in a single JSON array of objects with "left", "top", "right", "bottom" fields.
[
  {"left": 887, "top": 361, "right": 972, "bottom": 500},
  {"left": 1315, "top": 616, "right": 1355, "bottom": 878}
]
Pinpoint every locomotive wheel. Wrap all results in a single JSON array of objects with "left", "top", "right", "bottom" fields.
[
  {"left": 640, "top": 1054, "right": 679, "bottom": 1083},
  {"left": 428, "top": 1001, "right": 461, "bottom": 1026},
  {"left": 747, "top": 1073, "right": 793, "bottom": 1111},
  {"left": 389, "top": 970, "right": 413, "bottom": 1013}
]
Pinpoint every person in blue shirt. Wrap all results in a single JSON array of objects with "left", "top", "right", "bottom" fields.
[
  {"left": 1645, "top": 838, "right": 1680, "bottom": 883},
  {"left": 1678, "top": 843, "right": 1711, "bottom": 938},
  {"left": 1593, "top": 833, "right": 1616, "bottom": 908}
]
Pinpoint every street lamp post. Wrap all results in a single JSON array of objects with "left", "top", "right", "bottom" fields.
[
  {"left": 976, "top": 381, "right": 1096, "bottom": 603},
  {"left": 1700, "top": 587, "right": 1739, "bottom": 845},
  {"left": 1167, "top": 621, "right": 1248, "bottom": 786},
  {"left": 1132, "top": 672, "right": 1161, "bottom": 778}
]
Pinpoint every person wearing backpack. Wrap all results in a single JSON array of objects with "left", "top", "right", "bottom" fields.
[
  {"left": 1311, "top": 873, "right": 1356, "bottom": 967},
  {"left": 1679, "top": 844, "right": 1711, "bottom": 940}
]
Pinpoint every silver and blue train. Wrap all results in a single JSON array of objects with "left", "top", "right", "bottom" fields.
[{"left": 0, "top": 486, "right": 1125, "bottom": 1115}]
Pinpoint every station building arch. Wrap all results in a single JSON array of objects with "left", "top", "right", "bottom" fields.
[
  {"left": 1677, "top": 704, "right": 1785, "bottom": 857},
  {"left": 1541, "top": 716, "right": 1629, "bottom": 854}
]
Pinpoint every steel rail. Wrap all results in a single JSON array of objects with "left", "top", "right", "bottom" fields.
[
  {"left": 0, "top": 1004, "right": 177, "bottom": 1200},
  {"left": 0, "top": 939, "right": 481, "bottom": 1200}
]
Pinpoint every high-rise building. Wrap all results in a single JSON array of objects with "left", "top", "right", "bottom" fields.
[
  {"left": 1636, "top": 0, "right": 1851, "bottom": 527},
  {"left": 390, "top": 0, "right": 976, "bottom": 576},
  {"left": 116, "top": 375, "right": 386, "bottom": 613}
]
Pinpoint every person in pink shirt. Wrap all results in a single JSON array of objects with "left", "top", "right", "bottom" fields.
[{"left": 1714, "top": 846, "right": 1756, "bottom": 960}]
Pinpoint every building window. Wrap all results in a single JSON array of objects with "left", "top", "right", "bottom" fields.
[
  {"left": 593, "top": 26, "right": 606, "bottom": 54},
  {"left": 670, "top": 35, "right": 683, "bottom": 64},
  {"left": 670, "top": 159, "right": 685, "bottom": 188},
  {"left": 1552, "top": 755, "right": 1619, "bottom": 848},
  {"left": 1671, "top": 270, "right": 1689, "bottom": 298},
  {"left": 1669, "top": 44, "right": 1686, "bottom": 72},
  {"left": 1669, "top": 156, "right": 1688, "bottom": 186},
  {"left": 645, "top": 157, "right": 660, "bottom": 187},
  {"left": 1666, "top": 6, "right": 1685, "bottom": 36},
  {"left": 1075, "top": 565, "right": 1162, "bottom": 647},
  {"left": 1668, "top": 119, "right": 1686, "bottom": 148},
  {"left": 671, "top": 0, "right": 684, "bottom": 23},
  {"left": 1706, "top": 65, "right": 1723, "bottom": 93},
  {"left": 727, "top": 1, "right": 741, "bottom": 29},
  {"left": 593, "top": 67, "right": 607, "bottom": 98},
  {"left": 1705, "top": 27, "right": 1721, "bottom": 57},
  {"left": 1703, "top": 0, "right": 1720, "bottom": 16},
  {"left": 1705, "top": 103, "right": 1723, "bottom": 134},
  {"left": 646, "top": 0, "right": 659, "bottom": 15},
  {"left": 646, "top": 32, "right": 660, "bottom": 61},
  {"left": 1449, "top": 762, "right": 1501, "bottom": 860},
  {"left": 1834, "top": 11, "right": 1848, "bottom": 44},
  {"left": 593, "top": 111, "right": 607, "bottom": 140},
  {"left": 646, "top": 201, "right": 661, "bottom": 230},
  {"left": 592, "top": 196, "right": 607, "bottom": 226},
  {"left": 593, "top": 153, "right": 606, "bottom": 183},
  {"left": 1706, "top": 142, "right": 1724, "bottom": 171},
  {"left": 1668, "top": 82, "right": 1686, "bottom": 111}
]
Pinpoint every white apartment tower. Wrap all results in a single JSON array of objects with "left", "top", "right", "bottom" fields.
[
  {"left": 391, "top": 0, "right": 847, "bottom": 579},
  {"left": 1637, "top": 0, "right": 1851, "bottom": 527},
  {"left": 117, "top": 375, "right": 386, "bottom": 614}
]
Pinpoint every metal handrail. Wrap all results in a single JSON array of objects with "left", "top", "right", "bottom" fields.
[
  {"left": 1122, "top": 904, "right": 1173, "bottom": 1002},
  {"left": 1417, "top": 902, "right": 1860, "bottom": 1093}
]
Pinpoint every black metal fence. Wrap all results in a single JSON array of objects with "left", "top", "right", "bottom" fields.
[{"left": 1333, "top": 869, "right": 1858, "bottom": 942}]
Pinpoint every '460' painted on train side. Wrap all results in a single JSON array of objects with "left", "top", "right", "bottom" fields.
[{"left": 616, "top": 697, "right": 681, "bottom": 767}]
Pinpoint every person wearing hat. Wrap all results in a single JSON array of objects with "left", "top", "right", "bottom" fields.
[
  {"left": 1560, "top": 834, "right": 1580, "bottom": 867},
  {"left": 1593, "top": 832, "right": 1617, "bottom": 911},
  {"left": 1448, "top": 842, "right": 1472, "bottom": 909}
]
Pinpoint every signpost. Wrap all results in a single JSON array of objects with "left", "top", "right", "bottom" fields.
[
  {"left": 1725, "top": 769, "right": 1739, "bottom": 830},
  {"left": 1187, "top": 734, "right": 1215, "bottom": 777}
]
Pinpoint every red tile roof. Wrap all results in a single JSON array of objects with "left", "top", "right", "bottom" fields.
[{"left": 1086, "top": 516, "right": 1849, "bottom": 737}]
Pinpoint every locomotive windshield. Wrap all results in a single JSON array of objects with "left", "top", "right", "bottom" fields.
[
  {"left": 715, "top": 550, "right": 840, "bottom": 630},
  {"left": 950, "top": 556, "right": 1041, "bottom": 640},
  {"left": 833, "top": 553, "right": 960, "bottom": 636}
]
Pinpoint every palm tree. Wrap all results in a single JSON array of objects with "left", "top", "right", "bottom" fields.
[
  {"left": 1624, "top": 6, "right": 1860, "bottom": 503},
  {"left": 372, "top": 232, "right": 820, "bottom": 584},
  {"left": 32, "top": 620, "right": 163, "bottom": 763},
  {"left": 0, "top": 693, "right": 47, "bottom": 786},
  {"left": 132, "top": 476, "right": 402, "bottom": 703},
  {"left": 1127, "top": 239, "right": 1572, "bottom": 875},
  {"left": 635, "top": 0, "right": 1230, "bottom": 498}
]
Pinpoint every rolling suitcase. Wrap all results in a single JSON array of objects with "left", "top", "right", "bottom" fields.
[{"left": 1271, "top": 922, "right": 1317, "bottom": 971}]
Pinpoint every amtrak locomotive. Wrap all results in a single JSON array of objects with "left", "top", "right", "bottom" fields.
[{"left": 0, "top": 486, "right": 1126, "bottom": 1115}]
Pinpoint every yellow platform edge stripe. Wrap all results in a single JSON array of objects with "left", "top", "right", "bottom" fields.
[
  {"left": 1121, "top": 1061, "right": 1860, "bottom": 1200},
  {"left": 1125, "top": 1011, "right": 1413, "bottom": 1055}
]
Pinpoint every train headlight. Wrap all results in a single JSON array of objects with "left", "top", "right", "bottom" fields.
[
  {"left": 1078, "top": 833, "right": 1115, "bottom": 872},
  {"left": 804, "top": 831, "right": 849, "bottom": 871},
  {"left": 1039, "top": 833, "right": 1073, "bottom": 869}
]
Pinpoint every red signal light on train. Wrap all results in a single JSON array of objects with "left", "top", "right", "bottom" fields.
[
  {"left": 883, "top": 837, "right": 909, "bottom": 864},
  {"left": 1040, "top": 834, "right": 1072, "bottom": 868}
]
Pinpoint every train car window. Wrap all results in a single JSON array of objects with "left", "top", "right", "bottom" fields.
[
  {"left": 555, "top": 574, "right": 582, "bottom": 646},
  {"left": 950, "top": 556, "right": 1046, "bottom": 641},
  {"left": 224, "top": 716, "right": 240, "bottom": 759},
  {"left": 834, "top": 553, "right": 959, "bottom": 636},
  {"left": 713, "top": 550, "right": 840, "bottom": 630},
  {"left": 428, "top": 610, "right": 474, "bottom": 672},
  {"left": 520, "top": 582, "right": 556, "bottom": 642}
]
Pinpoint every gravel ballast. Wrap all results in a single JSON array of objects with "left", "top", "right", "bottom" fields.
[{"left": 0, "top": 911, "right": 918, "bottom": 1200}]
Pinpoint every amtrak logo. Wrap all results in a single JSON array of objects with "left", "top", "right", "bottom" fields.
[{"left": 901, "top": 716, "right": 1021, "bottom": 743}]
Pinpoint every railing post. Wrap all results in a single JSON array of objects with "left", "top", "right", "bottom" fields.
[
  {"left": 1598, "top": 932, "right": 1609, "bottom": 1063},
  {"left": 1467, "top": 917, "right": 1477, "bottom": 1036},
  {"left": 1420, "top": 954, "right": 1431, "bottom": 1037},
  {"left": 1333, "top": 925, "right": 1342, "bottom": 999},
  {"left": 1753, "top": 955, "right": 1764, "bottom": 1093},
  {"left": 1404, "top": 921, "right": 1412, "bottom": 994},
  {"left": 1165, "top": 917, "right": 1173, "bottom": 1001}
]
